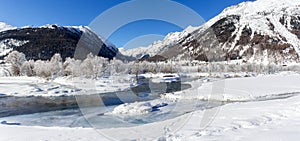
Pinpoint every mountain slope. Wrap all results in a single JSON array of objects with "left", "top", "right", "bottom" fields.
[
  {"left": 119, "top": 26, "right": 198, "bottom": 58},
  {"left": 0, "top": 24, "right": 118, "bottom": 61},
  {"left": 124, "top": 0, "right": 300, "bottom": 64},
  {"left": 184, "top": 0, "right": 300, "bottom": 64},
  {"left": 0, "top": 22, "right": 16, "bottom": 32}
]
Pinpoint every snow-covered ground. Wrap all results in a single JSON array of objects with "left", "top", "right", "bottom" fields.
[
  {"left": 164, "top": 71, "right": 300, "bottom": 101},
  {"left": 0, "top": 72, "right": 300, "bottom": 140},
  {"left": 0, "top": 75, "right": 133, "bottom": 97}
]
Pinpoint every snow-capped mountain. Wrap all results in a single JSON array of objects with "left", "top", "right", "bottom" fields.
[
  {"left": 120, "top": 25, "right": 198, "bottom": 58},
  {"left": 0, "top": 22, "right": 16, "bottom": 32},
  {"left": 123, "top": 0, "right": 300, "bottom": 64},
  {"left": 0, "top": 24, "right": 118, "bottom": 60}
]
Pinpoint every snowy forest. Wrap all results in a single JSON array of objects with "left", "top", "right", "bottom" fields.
[{"left": 3, "top": 51, "right": 300, "bottom": 79}]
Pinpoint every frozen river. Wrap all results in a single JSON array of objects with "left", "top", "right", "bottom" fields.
[{"left": 0, "top": 77, "right": 206, "bottom": 129}]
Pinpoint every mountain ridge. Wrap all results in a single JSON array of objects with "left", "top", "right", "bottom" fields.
[
  {"left": 122, "top": 0, "right": 300, "bottom": 64},
  {"left": 0, "top": 24, "right": 118, "bottom": 61},
  {"left": 0, "top": 22, "right": 16, "bottom": 32}
]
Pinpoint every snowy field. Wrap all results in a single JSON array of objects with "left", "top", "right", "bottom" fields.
[
  {"left": 0, "top": 75, "right": 134, "bottom": 97},
  {"left": 0, "top": 72, "right": 300, "bottom": 140}
]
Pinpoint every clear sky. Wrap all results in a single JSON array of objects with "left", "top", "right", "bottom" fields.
[{"left": 0, "top": 0, "right": 254, "bottom": 49}]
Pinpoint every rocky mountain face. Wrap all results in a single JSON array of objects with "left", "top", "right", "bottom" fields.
[
  {"left": 0, "top": 24, "right": 118, "bottom": 61},
  {"left": 125, "top": 0, "right": 300, "bottom": 64}
]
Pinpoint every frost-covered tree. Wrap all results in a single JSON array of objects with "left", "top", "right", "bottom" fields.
[
  {"left": 5, "top": 51, "right": 26, "bottom": 76},
  {"left": 33, "top": 60, "right": 52, "bottom": 78},
  {"left": 80, "top": 54, "right": 97, "bottom": 78},
  {"left": 50, "top": 53, "right": 63, "bottom": 77},
  {"left": 109, "top": 58, "right": 125, "bottom": 75},
  {"left": 63, "top": 57, "right": 81, "bottom": 76},
  {"left": 79, "top": 53, "right": 109, "bottom": 78},
  {"left": 21, "top": 60, "right": 35, "bottom": 76}
]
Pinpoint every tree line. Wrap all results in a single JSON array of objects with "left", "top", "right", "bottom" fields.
[{"left": 4, "top": 51, "right": 300, "bottom": 78}]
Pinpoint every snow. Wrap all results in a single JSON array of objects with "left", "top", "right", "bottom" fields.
[
  {"left": 0, "top": 76, "right": 47, "bottom": 96},
  {"left": 0, "top": 22, "right": 16, "bottom": 32},
  {"left": 211, "top": 0, "right": 300, "bottom": 62},
  {"left": 76, "top": 25, "right": 118, "bottom": 52},
  {"left": 40, "top": 24, "right": 58, "bottom": 29},
  {"left": 0, "top": 24, "right": 118, "bottom": 60},
  {"left": 54, "top": 75, "right": 132, "bottom": 94},
  {"left": 110, "top": 102, "right": 154, "bottom": 115},
  {"left": 167, "top": 93, "right": 300, "bottom": 141},
  {"left": 0, "top": 75, "right": 132, "bottom": 97},
  {"left": 1, "top": 72, "right": 300, "bottom": 140},
  {"left": 121, "top": 0, "right": 300, "bottom": 64},
  {"left": 42, "top": 24, "right": 117, "bottom": 52},
  {"left": 164, "top": 72, "right": 300, "bottom": 102},
  {"left": 119, "top": 25, "right": 199, "bottom": 58},
  {"left": 3, "top": 71, "right": 292, "bottom": 99},
  {"left": 0, "top": 39, "right": 29, "bottom": 57},
  {"left": 151, "top": 73, "right": 181, "bottom": 83},
  {"left": 0, "top": 125, "right": 106, "bottom": 141},
  {"left": 109, "top": 101, "right": 168, "bottom": 115},
  {"left": 2, "top": 1, "right": 300, "bottom": 139}
]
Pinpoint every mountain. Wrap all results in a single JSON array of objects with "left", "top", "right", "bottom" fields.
[
  {"left": 0, "top": 24, "right": 118, "bottom": 61},
  {"left": 0, "top": 22, "right": 16, "bottom": 32},
  {"left": 123, "top": 0, "right": 300, "bottom": 64},
  {"left": 120, "top": 25, "right": 198, "bottom": 58}
]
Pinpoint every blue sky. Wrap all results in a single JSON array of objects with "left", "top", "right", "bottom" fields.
[{"left": 0, "top": 0, "right": 254, "bottom": 48}]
